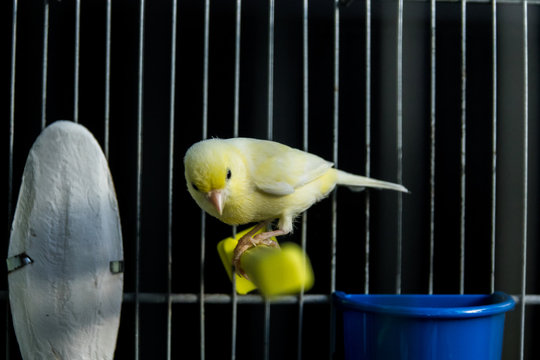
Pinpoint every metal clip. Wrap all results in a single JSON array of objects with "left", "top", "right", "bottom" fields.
[
  {"left": 110, "top": 260, "right": 124, "bottom": 274},
  {"left": 6, "top": 253, "right": 34, "bottom": 274}
]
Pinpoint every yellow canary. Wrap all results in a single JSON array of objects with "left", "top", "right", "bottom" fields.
[{"left": 184, "top": 137, "right": 407, "bottom": 276}]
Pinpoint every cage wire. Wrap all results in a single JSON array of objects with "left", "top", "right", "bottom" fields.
[{"left": 4, "top": 0, "right": 540, "bottom": 359}]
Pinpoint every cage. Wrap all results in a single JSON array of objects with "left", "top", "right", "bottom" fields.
[{"left": 4, "top": 0, "right": 540, "bottom": 359}]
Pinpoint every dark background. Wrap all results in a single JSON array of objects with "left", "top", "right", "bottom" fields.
[{"left": 3, "top": 0, "right": 540, "bottom": 359}]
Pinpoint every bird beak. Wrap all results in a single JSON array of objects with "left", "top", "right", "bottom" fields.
[{"left": 207, "top": 190, "right": 224, "bottom": 216}]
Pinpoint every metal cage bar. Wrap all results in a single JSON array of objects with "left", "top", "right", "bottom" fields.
[
  {"left": 519, "top": 3, "right": 529, "bottom": 359},
  {"left": 329, "top": 3, "right": 340, "bottom": 357},
  {"left": 230, "top": 0, "right": 242, "bottom": 357},
  {"left": 6, "top": 0, "right": 18, "bottom": 358},
  {"left": 428, "top": 0, "right": 437, "bottom": 295},
  {"left": 40, "top": 1, "right": 49, "bottom": 129},
  {"left": 396, "top": 0, "right": 404, "bottom": 295},
  {"left": 199, "top": 2, "right": 211, "bottom": 359},
  {"left": 233, "top": 0, "right": 242, "bottom": 137},
  {"left": 73, "top": 0, "right": 80, "bottom": 123},
  {"left": 166, "top": 1, "right": 179, "bottom": 359},
  {"left": 134, "top": 0, "right": 146, "bottom": 358},
  {"left": 104, "top": 0, "right": 112, "bottom": 159},
  {"left": 263, "top": 1, "right": 276, "bottom": 359},
  {"left": 459, "top": 0, "right": 467, "bottom": 295},
  {"left": 267, "top": 0, "right": 275, "bottom": 142},
  {"left": 3, "top": 290, "right": 540, "bottom": 305},
  {"left": 8, "top": 0, "right": 17, "bottom": 234},
  {"left": 230, "top": 265, "right": 238, "bottom": 360},
  {"left": 364, "top": 0, "right": 372, "bottom": 295},
  {"left": 490, "top": 0, "right": 497, "bottom": 296},
  {"left": 331, "top": 0, "right": 340, "bottom": 297},
  {"left": 297, "top": 0, "right": 309, "bottom": 359}
]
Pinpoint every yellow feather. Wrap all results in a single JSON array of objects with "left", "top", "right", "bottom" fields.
[{"left": 184, "top": 138, "right": 407, "bottom": 232}]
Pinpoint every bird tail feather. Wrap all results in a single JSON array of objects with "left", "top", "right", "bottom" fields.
[{"left": 336, "top": 170, "right": 408, "bottom": 193}]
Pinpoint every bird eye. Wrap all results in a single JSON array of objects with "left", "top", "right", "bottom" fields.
[
  {"left": 191, "top": 183, "right": 199, "bottom": 191},
  {"left": 226, "top": 169, "right": 232, "bottom": 180}
]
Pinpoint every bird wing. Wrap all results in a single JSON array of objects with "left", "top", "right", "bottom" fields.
[{"left": 236, "top": 139, "right": 333, "bottom": 196}]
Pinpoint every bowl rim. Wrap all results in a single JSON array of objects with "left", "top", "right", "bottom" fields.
[{"left": 333, "top": 291, "right": 516, "bottom": 319}]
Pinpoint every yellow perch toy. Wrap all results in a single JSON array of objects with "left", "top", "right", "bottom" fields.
[{"left": 217, "top": 225, "right": 314, "bottom": 296}]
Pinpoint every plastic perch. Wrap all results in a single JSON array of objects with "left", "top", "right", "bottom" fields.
[{"left": 217, "top": 225, "right": 314, "bottom": 296}]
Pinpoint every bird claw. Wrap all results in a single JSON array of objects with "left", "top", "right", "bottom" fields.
[
  {"left": 232, "top": 232, "right": 255, "bottom": 279},
  {"left": 232, "top": 257, "right": 249, "bottom": 280},
  {"left": 232, "top": 227, "right": 283, "bottom": 279}
]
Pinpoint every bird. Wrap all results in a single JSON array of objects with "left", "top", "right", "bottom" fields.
[{"left": 184, "top": 137, "right": 407, "bottom": 278}]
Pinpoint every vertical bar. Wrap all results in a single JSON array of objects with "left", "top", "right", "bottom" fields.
[
  {"left": 302, "top": 0, "right": 309, "bottom": 153},
  {"left": 73, "top": 0, "right": 81, "bottom": 123},
  {"left": 330, "top": 0, "right": 339, "bottom": 296},
  {"left": 201, "top": 0, "right": 210, "bottom": 359},
  {"left": 364, "top": 0, "right": 371, "bottom": 295},
  {"left": 199, "top": 210, "right": 207, "bottom": 360},
  {"left": 41, "top": 0, "right": 50, "bottom": 129},
  {"left": 263, "top": 1, "right": 275, "bottom": 358},
  {"left": 230, "top": 1, "right": 242, "bottom": 359},
  {"left": 298, "top": 218, "right": 307, "bottom": 360},
  {"left": 231, "top": 1, "right": 241, "bottom": 357},
  {"left": 9, "top": 0, "right": 17, "bottom": 224},
  {"left": 230, "top": 265, "right": 237, "bottom": 360},
  {"left": 202, "top": 0, "right": 210, "bottom": 141},
  {"left": 428, "top": 0, "right": 436, "bottom": 295},
  {"left": 233, "top": 0, "right": 242, "bottom": 137},
  {"left": 459, "top": 0, "right": 467, "bottom": 295},
  {"left": 167, "top": 1, "right": 178, "bottom": 359},
  {"left": 135, "top": 0, "right": 146, "bottom": 358},
  {"left": 519, "top": 3, "right": 528, "bottom": 359},
  {"left": 490, "top": 0, "right": 497, "bottom": 294},
  {"left": 104, "top": 0, "right": 112, "bottom": 159},
  {"left": 263, "top": 2, "right": 275, "bottom": 359},
  {"left": 263, "top": 299, "right": 271, "bottom": 360},
  {"left": 267, "top": 0, "right": 275, "bottom": 141},
  {"left": 395, "top": 0, "right": 404, "bottom": 295},
  {"left": 7, "top": 1, "right": 18, "bottom": 358},
  {"left": 297, "top": 1, "right": 309, "bottom": 358},
  {"left": 329, "top": 3, "right": 340, "bottom": 358}
]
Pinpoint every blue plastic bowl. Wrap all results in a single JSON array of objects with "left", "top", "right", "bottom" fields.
[{"left": 333, "top": 291, "right": 515, "bottom": 360}]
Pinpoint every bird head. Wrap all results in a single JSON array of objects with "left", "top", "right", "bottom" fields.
[{"left": 184, "top": 139, "right": 245, "bottom": 219}]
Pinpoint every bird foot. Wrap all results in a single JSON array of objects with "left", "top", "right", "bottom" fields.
[{"left": 233, "top": 227, "right": 283, "bottom": 279}]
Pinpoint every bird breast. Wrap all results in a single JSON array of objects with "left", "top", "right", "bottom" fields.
[{"left": 220, "top": 169, "right": 338, "bottom": 226}]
